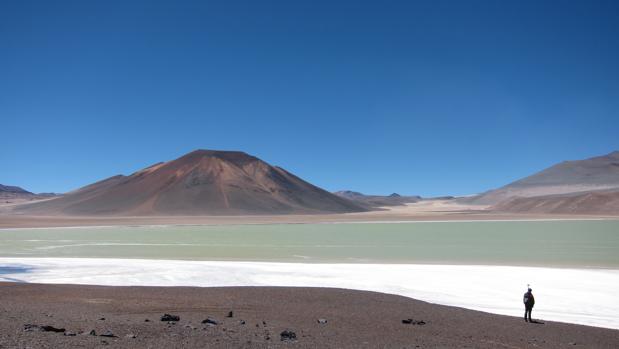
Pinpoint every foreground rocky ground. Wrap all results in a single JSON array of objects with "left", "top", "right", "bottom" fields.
[{"left": 0, "top": 283, "right": 617, "bottom": 348}]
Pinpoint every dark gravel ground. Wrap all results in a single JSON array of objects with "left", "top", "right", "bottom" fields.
[{"left": 0, "top": 282, "right": 617, "bottom": 348}]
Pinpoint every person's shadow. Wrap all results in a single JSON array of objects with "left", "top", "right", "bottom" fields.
[{"left": 530, "top": 320, "right": 545, "bottom": 324}]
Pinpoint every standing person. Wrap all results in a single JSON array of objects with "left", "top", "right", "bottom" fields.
[{"left": 523, "top": 287, "right": 535, "bottom": 322}]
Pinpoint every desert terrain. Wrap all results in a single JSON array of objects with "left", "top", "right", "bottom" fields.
[
  {"left": 1, "top": 283, "right": 618, "bottom": 349},
  {"left": 3, "top": 199, "right": 617, "bottom": 230}
]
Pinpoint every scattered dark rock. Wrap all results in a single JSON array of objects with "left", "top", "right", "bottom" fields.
[
  {"left": 280, "top": 330, "right": 297, "bottom": 341},
  {"left": 24, "top": 324, "right": 66, "bottom": 333},
  {"left": 144, "top": 319, "right": 150, "bottom": 322},
  {"left": 42, "top": 325, "right": 66, "bottom": 332},
  {"left": 99, "top": 317, "right": 105, "bottom": 321},
  {"left": 89, "top": 330, "right": 97, "bottom": 336},
  {"left": 317, "top": 318, "right": 328, "bottom": 324},
  {"left": 41, "top": 325, "right": 65, "bottom": 332},
  {"left": 167, "top": 321, "right": 177, "bottom": 325},
  {"left": 402, "top": 319, "right": 426, "bottom": 325},
  {"left": 262, "top": 321, "right": 267, "bottom": 325},
  {"left": 239, "top": 320, "right": 246, "bottom": 325},
  {"left": 161, "top": 314, "right": 180, "bottom": 322},
  {"left": 99, "top": 330, "right": 117, "bottom": 338},
  {"left": 125, "top": 333, "right": 137, "bottom": 339},
  {"left": 101, "top": 340, "right": 109, "bottom": 345},
  {"left": 227, "top": 311, "right": 234, "bottom": 318},
  {"left": 202, "top": 317, "right": 218, "bottom": 326},
  {"left": 23, "top": 324, "right": 38, "bottom": 332},
  {"left": 64, "top": 332, "right": 77, "bottom": 336}
]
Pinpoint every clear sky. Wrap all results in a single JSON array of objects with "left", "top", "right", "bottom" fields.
[{"left": 1, "top": 0, "right": 618, "bottom": 196}]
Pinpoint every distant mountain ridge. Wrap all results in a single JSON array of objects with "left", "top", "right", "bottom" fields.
[
  {"left": 0, "top": 184, "right": 32, "bottom": 195},
  {"left": 463, "top": 151, "right": 619, "bottom": 205},
  {"left": 18, "top": 149, "right": 367, "bottom": 216},
  {"left": 334, "top": 190, "right": 421, "bottom": 209},
  {"left": 0, "top": 184, "right": 59, "bottom": 201}
]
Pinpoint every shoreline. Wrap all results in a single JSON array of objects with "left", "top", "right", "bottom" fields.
[
  {"left": 1, "top": 213, "right": 618, "bottom": 229},
  {"left": 1, "top": 255, "right": 617, "bottom": 270},
  {"left": 3, "top": 258, "right": 619, "bottom": 330},
  {"left": 1, "top": 216, "right": 618, "bottom": 231},
  {"left": 1, "top": 282, "right": 618, "bottom": 348}
]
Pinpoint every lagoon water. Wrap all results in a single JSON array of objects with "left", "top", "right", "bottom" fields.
[
  {"left": 1, "top": 220, "right": 618, "bottom": 267},
  {"left": 2, "top": 220, "right": 619, "bottom": 329}
]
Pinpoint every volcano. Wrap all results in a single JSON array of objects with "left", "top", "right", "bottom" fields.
[{"left": 20, "top": 150, "right": 366, "bottom": 216}]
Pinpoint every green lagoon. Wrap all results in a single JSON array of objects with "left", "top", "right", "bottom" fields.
[{"left": 1, "top": 220, "right": 618, "bottom": 268}]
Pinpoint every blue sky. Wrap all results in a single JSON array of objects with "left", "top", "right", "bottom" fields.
[{"left": 1, "top": 0, "right": 618, "bottom": 196}]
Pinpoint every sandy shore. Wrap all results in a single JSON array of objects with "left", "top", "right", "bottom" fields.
[
  {"left": 2, "top": 211, "right": 617, "bottom": 229},
  {"left": 2, "top": 200, "right": 617, "bottom": 229},
  {"left": 1, "top": 283, "right": 617, "bottom": 348}
]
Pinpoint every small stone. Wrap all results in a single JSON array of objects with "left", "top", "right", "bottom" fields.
[
  {"left": 201, "top": 317, "right": 218, "bottom": 326},
  {"left": 89, "top": 330, "right": 97, "bottom": 336},
  {"left": 239, "top": 320, "right": 246, "bottom": 325},
  {"left": 227, "top": 311, "right": 234, "bottom": 318},
  {"left": 40, "top": 325, "right": 65, "bottom": 333},
  {"left": 23, "top": 324, "right": 38, "bottom": 332},
  {"left": 280, "top": 330, "right": 297, "bottom": 342},
  {"left": 317, "top": 318, "right": 328, "bottom": 324},
  {"left": 402, "top": 319, "right": 426, "bottom": 325},
  {"left": 99, "top": 317, "right": 105, "bottom": 321},
  {"left": 100, "top": 330, "right": 117, "bottom": 338},
  {"left": 161, "top": 314, "right": 180, "bottom": 322},
  {"left": 64, "top": 332, "right": 77, "bottom": 336},
  {"left": 125, "top": 333, "right": 137, "bottom": 339},
  {"left": 144, "top": 319, "right": 150, "bottom": 322}
]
